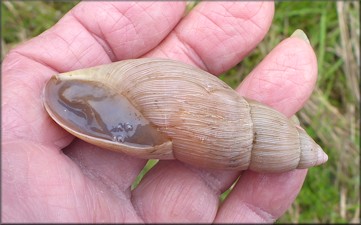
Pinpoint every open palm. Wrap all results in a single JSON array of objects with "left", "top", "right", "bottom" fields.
[{"left": 2, "top": 1, "right": 318, "bottom": 223}]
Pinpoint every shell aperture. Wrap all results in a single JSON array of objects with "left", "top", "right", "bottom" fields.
[{"left": 43, "top": 76, "right": 169, "bottom": 148}]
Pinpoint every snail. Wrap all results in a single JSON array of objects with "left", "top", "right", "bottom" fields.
[{"left": 42, "top": 58, "right": 328, "bottom": 173}]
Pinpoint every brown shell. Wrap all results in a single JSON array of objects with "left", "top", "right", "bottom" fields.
[{"left": 42, "top": 58, "right": 327, "bottom": 172}]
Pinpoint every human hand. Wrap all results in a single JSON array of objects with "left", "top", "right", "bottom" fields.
[{"left": 2, "top": 1, "right": 318, "bottom": 223}]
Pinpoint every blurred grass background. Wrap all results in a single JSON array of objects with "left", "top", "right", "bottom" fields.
[{"left": 2, "top": 1, "right": 359, "bottom": 223}]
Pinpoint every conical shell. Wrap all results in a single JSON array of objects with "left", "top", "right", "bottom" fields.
[{"left": 43, "top": 58, "right": 328, "bottom": 172}]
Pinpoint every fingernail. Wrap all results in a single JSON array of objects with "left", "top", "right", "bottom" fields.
[
  {"left": 290, "top": 114, "right": 300, "bottom": 125},
  {"left": 290, "top": 29, "right": 310, "bottom": 44}
]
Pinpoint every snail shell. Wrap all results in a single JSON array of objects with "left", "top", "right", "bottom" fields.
[{"left": 43, "top": 58, "right": 327, "bottom": 173}]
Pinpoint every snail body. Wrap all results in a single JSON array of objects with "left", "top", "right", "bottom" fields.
[{"left": 43, "top": 58, "right": 327, "bottom": 172}]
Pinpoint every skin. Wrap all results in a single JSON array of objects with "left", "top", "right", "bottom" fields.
[{"left": 2, "top": 1, "right": 318, "bottom": 223}]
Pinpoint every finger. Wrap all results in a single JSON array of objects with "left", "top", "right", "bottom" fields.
[
  {"left": 145, "top": 1, "right": 274, "bottom": 75},
  {"left": 214, "top": 170, "right": 307, "bottom": 223},
  {"left": 237, "top": 30, "right": 318, "bottom": 116},
  {"left": 2, "top": 140, "right": 143, "bottom": 222},
  {"left": 62, "top": 139, "right": 146, "bottom": 196},
  {"left": 132, "top": 161, "right": 239, "bottom": 223},
  {"left": 70, "top": 1, "right": 187, "bottom": 63},
  {"left": 2, "top": 1, "right": 186, "bottom": 148},
  {"left": 2, "top": 60, "right": 73, "bottom": 148},
  {"left": 10, "top": 1, "right": 186, "bottom": 72},
  {"left": 214, "top": 32, "right": 318, "bottom": 223}
]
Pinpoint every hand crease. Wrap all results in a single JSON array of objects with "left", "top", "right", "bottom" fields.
[
  {"left": 9, "top": 50, "right": 58, "bottom": 73},
  {"left": 107, "top": 3, "right": 145, "bottom": 58},
  {"left": 49, "top": 30, "right": 84, "bottom": 70},
  {"left": 195, "top": 10, "right": 231, "bottom": 38},
  {"left": 69, "top": 13, "right": 116, "bottom": 63},
  {"left": 242, "top": 201, "right": 276, "bottom": 223},
  {"left": 181, "top": 163, "right": 223, "bottom": 196},
  {"left": 172, "top": 31, "right": 209, "bottom": 72}
]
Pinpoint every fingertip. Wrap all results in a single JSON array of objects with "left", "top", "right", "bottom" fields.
[
  {"left": 236, "top": 30, "right": 318, "bottom": 116},
  {"left": 290, "top": 29, "right": 310, "bottom": 44}
]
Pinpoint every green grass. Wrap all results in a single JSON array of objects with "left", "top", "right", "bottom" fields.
[{"left": 2, "top": 1, "right": 359, "bottom": 223}]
